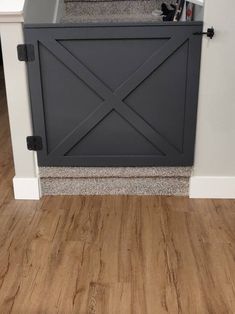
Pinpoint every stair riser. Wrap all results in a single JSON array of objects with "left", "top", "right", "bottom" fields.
[{"left": 41, "top": 177, "right": 189, "bottom": 196}]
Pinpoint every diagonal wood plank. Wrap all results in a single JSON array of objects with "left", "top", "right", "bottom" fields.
[
  {"left": 50, "top": 92, "right": 179, "bottom": 158},
  {"left": 40, "top": 39, "right": 112, "bottom": 100},
  {"left": 114, "top": 35, "right": 189, "bottom": 99},
  {"left": 49, "top": 102, "right": 112, "bottom": 158},
  {"left": 112, "top": 98, "right": 179, "bottom": 157},
  {"left": 42, "top": 34, "right": 189, "bottom": 102},
  {"left": 42, "top": 36, "right": 188, "bottom": 157}
]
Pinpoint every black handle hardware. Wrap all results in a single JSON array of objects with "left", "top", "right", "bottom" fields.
[
  {"left": 17, "top": 44, "right": 35, "bottom": 62},
  {"left": 194, "top": 27, "right": 215, "bottom": 39}
]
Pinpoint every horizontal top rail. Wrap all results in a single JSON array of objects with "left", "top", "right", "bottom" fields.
[{"left": 24, "top": 21, "right": 204, "bottom": 28}]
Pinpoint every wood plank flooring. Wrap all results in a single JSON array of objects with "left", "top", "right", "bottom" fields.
[{"left": 0, "top": 67, "right": 235, "bottom": 313}]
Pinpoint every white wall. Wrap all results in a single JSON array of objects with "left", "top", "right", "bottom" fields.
[
  {"left": 0, "top": 22, "right": 41, "bottom": 199},
  {"left": 0, "top": 0, "right": 65, "bottom": 199},
  {"left": 194, "top": 5, "right": 204, "bottom": 21},
  {"left": 190, "top": 0, "right": 235, "bottom": 198},
  {"left": 24, "top": 0, "right": 64, "bottom": 23}
]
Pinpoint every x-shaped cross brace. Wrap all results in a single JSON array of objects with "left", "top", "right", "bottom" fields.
[{"left": 41, "top": 33, "right": 188, "bottom": 159}]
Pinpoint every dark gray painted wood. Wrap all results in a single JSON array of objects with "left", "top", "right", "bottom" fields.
[{"left": 24, "top": 22, "right": 203, "bottom": 167}]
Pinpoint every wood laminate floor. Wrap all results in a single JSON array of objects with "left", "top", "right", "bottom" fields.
[{"left": 0, "top": 68, "right": 235, "bottom": 313}]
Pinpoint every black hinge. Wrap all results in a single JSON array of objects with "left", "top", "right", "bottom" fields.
[
  {"left": 194, "top": 27, "right": 215, "bottom": 39},
  {"left": 26, "top": 136, "right": 43, "bottom": 151},
  {"left": 17, "top": 44, "right": 35, "bottom": 62}
]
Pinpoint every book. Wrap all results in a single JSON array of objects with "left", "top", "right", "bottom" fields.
[
  {"left": 186, "top": 2, "right": 195, "bottom": 21},
  {"left": 174, "top": 0, "right": 185, "bottom": 21}
]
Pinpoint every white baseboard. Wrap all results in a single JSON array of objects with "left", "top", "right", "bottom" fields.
[
  {"left": 13, "top": 177, "right": 41, "bottom": 200},
  {"left": 190, "top": 176, "right": 235, "bottom": 199}
]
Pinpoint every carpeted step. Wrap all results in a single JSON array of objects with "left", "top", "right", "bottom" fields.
[
  {"left": 40, "top": 167, "right": 191, "bottom": 196},
  {"left": 61, "top": 0, "right": 178, "bottom": 23},
  {"left": 61, "top": 0, "right": 162, "bottom": 23},
  {"left": 41, "top": 177, "right": 190, "bottom": 196}
]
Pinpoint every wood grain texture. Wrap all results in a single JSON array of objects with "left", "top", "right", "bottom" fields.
[{"left": 0, "top": 68, "right": 235, "bottom": 313}]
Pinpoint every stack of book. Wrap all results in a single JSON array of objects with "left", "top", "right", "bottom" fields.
[{"left": 161, "top": 0, "right": 199, "bottom": 22}]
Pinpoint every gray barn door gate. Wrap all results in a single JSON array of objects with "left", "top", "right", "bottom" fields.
[{"left": 24, "top": 22, "right": 203, "bottom": 167}]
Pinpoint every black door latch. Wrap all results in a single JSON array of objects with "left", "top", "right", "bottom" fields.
[{"left": 194, "top": 27, "right": 215, "bottom": 39}]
